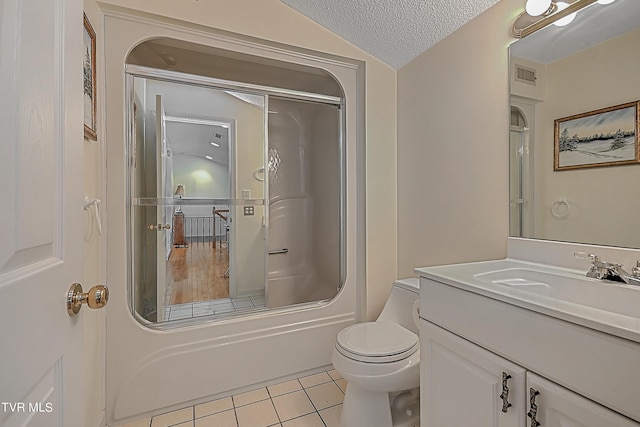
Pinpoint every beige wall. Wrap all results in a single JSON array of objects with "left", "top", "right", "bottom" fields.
[
  {"left": 83, "top": 2, "right": 106, "bottom": 427},
  {"left": 397, "top": 0, "right": 521, "bottom": 276},
  {"left": 533, "top": 28, "right": 640, "bottom": 248}
]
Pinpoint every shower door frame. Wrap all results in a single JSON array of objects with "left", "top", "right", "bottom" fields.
[{"left": 125, "top": 64, "right": 346, "bottom": 323}]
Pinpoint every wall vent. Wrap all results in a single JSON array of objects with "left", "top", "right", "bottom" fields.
[{"left": 515, "top": 64, "right": 537, "bottom": 86}]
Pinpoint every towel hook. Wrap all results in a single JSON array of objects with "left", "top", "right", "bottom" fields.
[
  {"left": 551, "top": 198, "right": 570, "bottom": 219},
  {"left": 84, "top": 194, "right": 102, "bottom": 235}
]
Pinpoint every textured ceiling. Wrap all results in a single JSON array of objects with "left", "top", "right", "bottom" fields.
[{"left": 278, "top": 0, "right": 500, "bottom": 69}]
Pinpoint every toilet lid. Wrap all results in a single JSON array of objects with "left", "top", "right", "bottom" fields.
[{"left": 336, "top": 321, "right": 419, "bottom": 363}]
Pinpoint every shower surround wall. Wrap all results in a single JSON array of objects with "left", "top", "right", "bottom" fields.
[{"left": 267, "top": 98, "right": 341, "bottom": 307}]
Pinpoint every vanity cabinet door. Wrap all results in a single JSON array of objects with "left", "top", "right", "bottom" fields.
[
  {"left": 526, "top": 372, "right": 640, "bottom": 427},
  {"left": 420, "top": 320, "right": 526, "bottom": 427}
]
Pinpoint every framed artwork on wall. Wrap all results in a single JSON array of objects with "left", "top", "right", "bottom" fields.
[
  {"left": 83, "top": 13, "right": 97, "bottom": 141},
  {"left": 554, "top": 100, "right": 640, "bottom": 170}
]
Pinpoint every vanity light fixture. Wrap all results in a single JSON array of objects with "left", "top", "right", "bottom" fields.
[
  {"left": 514, "top": 0, "right": 598, "bottom": 38},
  {"left": 525, "top": 0, "right": 554, "bottom": 16},
  {"left": 553, "top": 2, "right": 577, "bottom": 26}
]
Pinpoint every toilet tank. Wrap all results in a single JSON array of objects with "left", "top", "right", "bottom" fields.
[{"left": 377, "top": 278, "right": 420, "bottom": 334}]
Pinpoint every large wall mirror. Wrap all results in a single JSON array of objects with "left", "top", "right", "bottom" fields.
[
  {"left": 126, "top": 39, "right": 345, "bottom": 325},
  {"left": 509, "top": 0, "right": 640, "bottom": 249}
]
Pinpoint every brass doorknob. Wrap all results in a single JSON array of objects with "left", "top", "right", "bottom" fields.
[{"left": 67, "top": 283, "right": 109, "bottom": 317}]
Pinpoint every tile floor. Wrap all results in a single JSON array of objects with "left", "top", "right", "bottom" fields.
[
  {"left": 163, "top": 295, "right": 266, "bottom": 322},
  {"left": 116, "top": 368, "right": 346, "bottom": 427}
]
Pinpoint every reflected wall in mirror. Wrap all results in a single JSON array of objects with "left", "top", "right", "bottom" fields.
[
  {"left": 127, "top": 39, "right": 345, "bottom": 326},
  {"left": 509, "top": 0, "right": 640, "bottom": 249}
]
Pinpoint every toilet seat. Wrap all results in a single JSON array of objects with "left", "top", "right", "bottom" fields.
[{"left": 336, "top": 321, "right": 419, "bottom": 363}]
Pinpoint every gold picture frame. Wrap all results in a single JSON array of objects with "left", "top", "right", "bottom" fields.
[
  {"left": 83, "top": 13, "right": 97, "bottom": 141},
  {"left": 554, "top": 101, "right": 640, "bottom": 171}
]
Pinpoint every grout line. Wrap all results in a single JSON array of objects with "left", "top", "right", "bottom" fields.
[{"left": 145, "top": 369, "right": 340, "bottom": 427}]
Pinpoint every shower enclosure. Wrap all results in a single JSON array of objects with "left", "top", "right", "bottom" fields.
[
  {"left": 127, "top": 40, "right": 345, "bottom": 324},
  {"left": 105, "top": 12, "right": 362, "bottom": 422}
]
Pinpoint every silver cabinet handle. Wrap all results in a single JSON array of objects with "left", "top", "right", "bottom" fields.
[
  {"left": 527, "top": 388, "right": 541, "bottom": 427},
  {"left": 499, "top": 372, "right": 512, "bottom": 413}
]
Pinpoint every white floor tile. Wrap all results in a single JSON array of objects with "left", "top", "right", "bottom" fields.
[
  {"left": 193, "top": 306, "right": 215, "bottom": 316},
  {"left": 268, "top": 379, "right": 302, "bottom": 397},
  {"left": 305, "top": 382, "right": 344, "bottom": 410},
  {"left": 298, "top": 372, "right": 332, "bottom": 389},
  {"left": 235, "top": 400, "right": 279, "bottom": 427},
  {"left": 233, "top": 388, "right": 270, "bottom": 407},
  {"left": 195, "top": 409, "right": 237, "bottom": 427},
  {"left": 212, "top": 303, "right": 235, "bottom": 313},
  {"left": 231, "top": 298, "right": 254, "bottom": 309},
  {"left": 151, "top": 407, "right": 193, "bottom": 427},
  {"left": 271, "top": 390, "right": 315, "bottom": 421},
  {"left": 168, "top": 307, "right": 193, "bottom": 321},
  {"left": 142, "top": 369, "right": 348, "bottom": 427},
  {"left": 281, "top": 413, "right": 325, "bottom": 427},
  {"left": 318, "top": 404, "right": 342, "bottom": 427},
  {"left": 196, "top": 396, "right": 233, "bottom": 418},
  {"left": 118, "top": 417, "right": 152, "bottom": 427},
  {"left": 327, "top": 370, "right": 342, "bottom": 381},
  {"left": 170, "top": 302, "right": 194, "bottom": 310},
  {"left": 250, "top": 297, "right": 265, "bottom": 307}
]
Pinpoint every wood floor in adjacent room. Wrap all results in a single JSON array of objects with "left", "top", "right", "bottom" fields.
[{"left": 166, "top": 240, "right": 229, "bottom": 305}]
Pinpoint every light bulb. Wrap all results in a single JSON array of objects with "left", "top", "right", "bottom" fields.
[
  {"left": 553, "top": 2, "right": 577, "bottom": 27},
  {"left": 597, "top": 0, "right": 615, "bottom": 4},
  {"left": 525, "top": 0, "right": 552, "bottom": 16}
]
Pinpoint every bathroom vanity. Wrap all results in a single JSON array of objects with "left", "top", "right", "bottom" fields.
[{"left": 416, "top": 253, "right": 640, "bottom": 426}]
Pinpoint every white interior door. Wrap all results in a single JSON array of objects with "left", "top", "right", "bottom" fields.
[
  {"left": 155, "top": 95, "right": 170, "bottom": 320},
  {"left": 0, "top": 0, "right": 86, "bottom": 426}
]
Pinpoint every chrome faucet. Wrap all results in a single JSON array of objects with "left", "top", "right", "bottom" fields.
[{"left": 574, "top": 252, "right": 640, "bottom": 286}]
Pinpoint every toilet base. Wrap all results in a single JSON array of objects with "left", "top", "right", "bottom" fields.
[
  {"left": 390, "top": 398, "right": 420, "bottom": 427},
  {"left": 340, "top": 384, "right": 420, "bottom": 427}
]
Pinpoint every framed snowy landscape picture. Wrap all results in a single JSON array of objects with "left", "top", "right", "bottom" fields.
[
  {"left": 83, "top": 13, "right": 97, "bottom": 141},
  {"left": 554, "top": 101, "right": 640, "bottom": 171}
]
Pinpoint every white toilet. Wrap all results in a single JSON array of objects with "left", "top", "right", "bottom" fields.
[{"left": 332, "top": 278, "right": 421, "bottom": 427}]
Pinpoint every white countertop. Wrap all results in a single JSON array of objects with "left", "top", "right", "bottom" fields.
[{"left": 416, "top": 258, "right": 640, "bottom": 343}]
